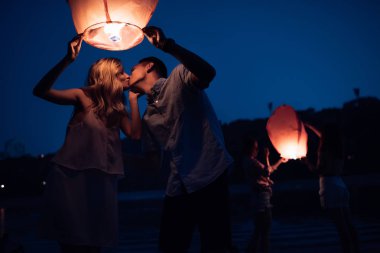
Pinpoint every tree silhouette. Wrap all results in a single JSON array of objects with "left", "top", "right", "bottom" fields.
[
  {"left": 4, "top": 139, "right": 26, "bottom": 158},
  {"left": 353, "top": 88, "right": 360, "bottom": 100}
]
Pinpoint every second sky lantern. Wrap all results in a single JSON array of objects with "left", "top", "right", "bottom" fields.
[{"left": 266, "top": 105, "right": 308, "bottom": 160}]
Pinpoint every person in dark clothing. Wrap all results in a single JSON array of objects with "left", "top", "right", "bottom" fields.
[
  {"left": 242, "top": 137, "right": 287, "bottom": 253},
  {"left": 127, "top": 26, "right": 234, "bottom": 253},
  {"left": 303, "top": 123, "right": 360, "bottom": 253}
]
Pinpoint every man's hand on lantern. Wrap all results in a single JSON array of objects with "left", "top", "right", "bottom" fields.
[{"left": 143, "top": 26, "right": 176, "bottom": 53}]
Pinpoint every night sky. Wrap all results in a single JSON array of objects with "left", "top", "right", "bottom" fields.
[{"left": 1, "top": 0, "right": 379, "bottom": 156}]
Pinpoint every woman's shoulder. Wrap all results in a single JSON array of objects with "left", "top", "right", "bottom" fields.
[{"left": 75, "top": 88, "right": 93, "bottom": 108}]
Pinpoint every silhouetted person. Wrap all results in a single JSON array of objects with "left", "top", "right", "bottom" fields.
[
  {"left": 33, "top": 35, "right": 141, "bottom": 253},
  {"left": 127, "top": 26, "right": 234, "bottom": 253},
  {"left": 242, "top": 138, "right": 287, "bottom": 253},
  {"left": 303, "top": 123, "right": 360, "bottom": 253}
]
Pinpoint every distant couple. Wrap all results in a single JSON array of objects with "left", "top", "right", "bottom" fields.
[{"left": 34, "top": 26, "right": 234, "bottom": 253}]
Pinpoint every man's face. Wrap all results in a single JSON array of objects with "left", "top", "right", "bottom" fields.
[{"left": 128, "top": 62, "right": 147, "bottom": 90}]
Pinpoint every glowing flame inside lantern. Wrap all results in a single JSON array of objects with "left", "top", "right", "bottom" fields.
[
  {"left": 277, "top": 141, "right": 305, "bottom": 160},
  {"left": 104, "top": 23, "right": 125, "bottom": 42},
  {"left": 266, "top": 105, "right": 308, "bottom": 160}
]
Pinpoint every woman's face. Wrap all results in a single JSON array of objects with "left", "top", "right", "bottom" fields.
[{"left": 116, "top": 66, "right": 130, "bottom": 91}]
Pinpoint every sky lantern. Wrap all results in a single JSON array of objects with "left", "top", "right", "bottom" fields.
[
  {"left": 67, "top": 0, "right": 159, "bottom": 51},
  {"left": 266, "top": 105, "right": 308, "bottom": 160}
]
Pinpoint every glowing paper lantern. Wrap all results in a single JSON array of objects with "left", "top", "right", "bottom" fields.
[
  {"left": 67, "top": 0, "right": 159, "bottom": 51},
  {"left": 266, "top": 105, "right": 308, "bottom": 159}
]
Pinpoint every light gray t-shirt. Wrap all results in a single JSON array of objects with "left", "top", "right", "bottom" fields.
[{"left": 143, "top": 64, "right": 233, "bottom": 196}]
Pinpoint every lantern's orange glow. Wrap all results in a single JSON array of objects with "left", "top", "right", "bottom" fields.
[
  {"left": 266, "top": 105, "right": 308, "bottom": 160},
  {"left": 67, "top": 0, "right": 159, "bottom": 51}
]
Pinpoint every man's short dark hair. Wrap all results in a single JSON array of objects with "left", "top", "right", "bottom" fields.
[{"left": 139, "top": 57, "right": 168, "bottom": 78}]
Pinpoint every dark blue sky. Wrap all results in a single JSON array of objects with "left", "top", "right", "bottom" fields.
[{"left": 1, "top": 0, "right": 379, "bottom": 156}]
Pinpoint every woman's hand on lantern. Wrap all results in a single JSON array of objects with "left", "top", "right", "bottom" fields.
[
  {"left": 66, "top": 34, "right": 83, "bottom": 62},
  {"left": 269, "top": 156, "right": 287, "bottom": 173}
]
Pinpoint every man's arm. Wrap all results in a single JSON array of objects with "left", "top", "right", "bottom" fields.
[
  {"left": 143, "top": 26, "right": 216, "bottom": 89},
  {"left": 304, "top": 123, "right": 322, "bottom": 138}
]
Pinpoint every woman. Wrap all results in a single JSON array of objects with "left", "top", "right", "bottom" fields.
[
  {"left": 33, "top": 35, "right": 141, "bottom": 253},
  {"left": 304, "top": 123, "right": 360, "bottom": 253},
  {"left": 242, "top": 137, "right": 287, "bottom": 253}
]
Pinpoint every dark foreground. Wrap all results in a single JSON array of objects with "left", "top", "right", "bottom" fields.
[{"left": 1, "top": 173, "right": 380, "bottom": 253}]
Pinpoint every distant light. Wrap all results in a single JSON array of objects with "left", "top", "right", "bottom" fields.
[
  {"left": 0, "top": 184, "right": 4, "bottom": 189},
  {"left": 42, "top": 181, "right": 47, "bottom": 186},
  {"left": 40, "top": 154, "right": 45, "bottom": 158}
]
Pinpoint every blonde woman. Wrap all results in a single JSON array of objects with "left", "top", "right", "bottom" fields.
[{"left": 33, "top": 35, "right": 141, "bottom": 253}]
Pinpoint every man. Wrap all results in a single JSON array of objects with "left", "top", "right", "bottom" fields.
[{"left": 129, "top": 26, "right": 234, "bottom": 253}]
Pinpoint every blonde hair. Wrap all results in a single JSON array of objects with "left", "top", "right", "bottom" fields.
[{"left": 84, "top": 58, "right": 126, "bottom": 126}]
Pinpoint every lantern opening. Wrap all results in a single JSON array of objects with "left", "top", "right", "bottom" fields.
[
  {"left": 104, "top": 23, "right": 125, "bottom": 42},
  {"left": 278, "top": 142, "right": 304, "bottom": 160},
  {"left": 83, "top": 22, "right": 144, "bottom": 51}
]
